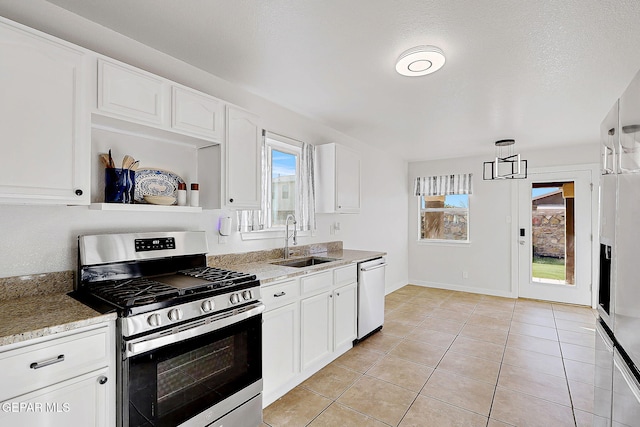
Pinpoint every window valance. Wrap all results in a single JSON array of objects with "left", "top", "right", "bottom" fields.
[{"left": 414, "top": 173, "right": 473, "bottom": 196}]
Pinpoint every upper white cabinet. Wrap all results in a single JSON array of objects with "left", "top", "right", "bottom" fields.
[
  {"left": 315, "top": 143, "right": 361, "bottom": 213},
  {"left": 93, "top": 57, "right": 226, "bottom": 210},
  {"left": 172, "top": 86, "right": 224, "bottom": 141},
  {"left": 98, "top": 59, "right": 167, "bottom": 126},
  {"left": 0, "top": 18, "right": 90, "bottom": 205},
  {"left": 225, "top": 106, "right": 262, "bottom": 209},
  {"left": 96, "top": 58, "right": 224, "bottom": 145}
]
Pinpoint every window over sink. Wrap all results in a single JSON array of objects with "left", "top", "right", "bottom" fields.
[{"left": 238, "top": 132, "right": 316, "bottom": 239}]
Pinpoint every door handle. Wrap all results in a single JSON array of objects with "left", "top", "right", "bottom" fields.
[{"left": 360, "top": 263, "right": 387, "bottom": 272}]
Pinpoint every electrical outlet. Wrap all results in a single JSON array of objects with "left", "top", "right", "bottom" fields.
[
  {"left": 218, "top": 235, "right": 227, "bottom": 244},
  {"left": 462, "top": 270, "right": 469, "bottom": 279}
]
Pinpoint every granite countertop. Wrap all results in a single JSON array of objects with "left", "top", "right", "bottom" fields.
[
  {"left": 0, "top": 242, "right": 381, "bottom": 347},
  {"left": 218, "top": 249, "right": 386, "bottom": 285},
  {"left": 0, "top": 278, "right": 116, "bottom": 348}
]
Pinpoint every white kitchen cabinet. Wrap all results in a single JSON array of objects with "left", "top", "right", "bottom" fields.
[
  {"left": 225, "top": 105, "right": 262, "bottom": 208},
  {"left": 172, "top": 86, "right": 224, "bottom": 141},
  {"left": 300, "top": 290, "right": 333, "bottom": 371},
  {"left": 0, "top": 18, "right": 90, "bottom": 205},
  {"left": 98, "top": 59, "right": 167, "bottom": 126},
  {"left": 0, "top": 368, "right": 110, "bottom": 427},
  {"left": 261, "top": 264, "right": 359, "bottom": 408},
  {"left": 0, "top": 322, "right": 115, "bottom": 427},
  {"left": 315, "top": 143, "right": 361, "bottom": 213},
  {"left": 262, "top": 302, "right": 299, "bottom": 404},
  {"left": 333, "top": 282, "right": 358, "bottom": 351},
  {"left": 94, "top": 58, "right": 226, "bottom": 209}
]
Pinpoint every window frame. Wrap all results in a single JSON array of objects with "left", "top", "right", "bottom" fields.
[
  {"left": 265, "top": 137, "right": 301, "bottom": 230},
  {"left": 417, "top": 194, "right": 471, "bottom": 244},
  {"left": 240, "top": 133, "right": 312, "bottom": 241}
]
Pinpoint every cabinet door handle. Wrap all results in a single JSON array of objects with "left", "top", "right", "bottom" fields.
[
  {"left": 30, "top": 354, "right": 64, "bottom": 369},
  {"left": 274, "top": 291, "right": 286, "bottom": 297},
  {"left": 336, "top": 292, "right": 340, "bottom": 296},
  {"left": 98, "top": 376, "right": 108, "bottom": 385}
]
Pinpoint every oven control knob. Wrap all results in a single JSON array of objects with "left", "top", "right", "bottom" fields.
[
  {"left": 147, "top": 313, "right": 162, "bottom": 327},
  {"left": 201, "top": 300, "right": 214, "bottom": 312},
  {"left": 230, "top": 293, "right": 241, "bottom": 304},
  {"left": 242, "top": 290, "right": 253, "bottom": 300},
  {"left": 168, "top": 308, "right": 183, "bottom": 322}
]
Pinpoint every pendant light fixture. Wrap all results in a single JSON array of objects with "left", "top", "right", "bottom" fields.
[
  {"left": 395, "top": 45, "right": 446, "bottom": 77},
  {"left": 483, "top": 139, "right": 528, "bottom": 180}
]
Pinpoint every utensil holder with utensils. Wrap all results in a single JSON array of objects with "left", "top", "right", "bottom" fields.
[{"left": 105, "top": 168, "right": 135, "bottom": 203}]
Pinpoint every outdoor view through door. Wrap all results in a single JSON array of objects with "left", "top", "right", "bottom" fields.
[{"left": 531, "top": 182, "right": 575, "bottom": 286}]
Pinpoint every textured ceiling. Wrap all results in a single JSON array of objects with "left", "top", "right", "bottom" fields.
[{"left": 42, "top": 0, "right": 640, "bottom": 160}]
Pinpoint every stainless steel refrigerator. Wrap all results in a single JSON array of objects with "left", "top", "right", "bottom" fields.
[{"left": 597, "top": 68, "right": 640, "bottom": 427}]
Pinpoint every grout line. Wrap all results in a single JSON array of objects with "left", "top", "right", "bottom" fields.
[
  {"left": 485, "top": 302, "right": 511, "bottom": 426},
  {"left": 553, "top": 303, "right": 579, "bottom": 427}
]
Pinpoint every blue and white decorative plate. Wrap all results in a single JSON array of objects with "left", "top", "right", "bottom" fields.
[{"left": 134, "top": 168, "right": 185, "bottom": 203}]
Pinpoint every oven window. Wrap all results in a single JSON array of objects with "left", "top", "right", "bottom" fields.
[
  {"left": 157, "top": 336, "right": 237, "bottom": 416},
  {"left": 128, "top": 314, "right": 262, "bottom": 427}
]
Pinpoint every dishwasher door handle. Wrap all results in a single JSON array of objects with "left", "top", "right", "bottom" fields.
[{"left": 360, "top": 263, "right": 387, "bottom": 272}]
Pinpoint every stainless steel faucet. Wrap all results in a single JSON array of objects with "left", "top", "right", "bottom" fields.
[{"left": 284, "top": 214, "right": 297, "bottom": 259}]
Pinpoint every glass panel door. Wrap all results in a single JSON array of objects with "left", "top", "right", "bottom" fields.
[{"left": 518, "top": 169, "right": 593, "bottom": 305}]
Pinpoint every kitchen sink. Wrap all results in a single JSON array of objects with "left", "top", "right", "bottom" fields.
[{"left": 271, "top": 256, "right": 338, "bottom": 268}]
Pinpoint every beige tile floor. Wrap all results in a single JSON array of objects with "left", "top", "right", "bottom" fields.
[{"left": 263, "top": 285, "right": 599, "bottom": 427}]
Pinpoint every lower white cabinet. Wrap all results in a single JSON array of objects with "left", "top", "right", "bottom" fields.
[
  {"left": 0, "top": 322, "right": 115, "bottom": 427},
  {"left": 0, "top": 368, "right": 110, "bottom": 427},
  {"left": 262, "top": 264, "right": 358, "bottom": 407},
  {"left": 262, "top": 302, "right": 299, "bottom": 401},
  {"left": 300, "top": 290, "right": 333, "bottom": 371},
  {"left": 333, "top": 282, "right": 358, "bottom": 351}
]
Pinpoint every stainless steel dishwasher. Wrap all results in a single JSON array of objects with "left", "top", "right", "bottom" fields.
[{"left": 357, "top": 257, "right": 387, "bottom": 341}]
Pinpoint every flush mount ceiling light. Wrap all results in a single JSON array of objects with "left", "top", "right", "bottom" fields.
[
  {"left": 483, "top": 139, "right": 528, "bottom": 180},
  {"left": 395, "top": 45, "right": 446, "bottom": 76}
]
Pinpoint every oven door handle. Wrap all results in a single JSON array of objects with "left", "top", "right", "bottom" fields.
[{"left": 125, "top": 303, "right": 265, "bottom": 358}]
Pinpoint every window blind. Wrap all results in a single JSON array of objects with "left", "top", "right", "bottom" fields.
[{"left": 414, "top": 173, "right": 473, "bottom": 196}]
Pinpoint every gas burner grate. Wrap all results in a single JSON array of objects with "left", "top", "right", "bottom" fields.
[
  {"left": 87, "top": 278, "right": 181, "bottom": 307},
  {"left": 178, "top": 267, "right": 256, "bottom": 287}
]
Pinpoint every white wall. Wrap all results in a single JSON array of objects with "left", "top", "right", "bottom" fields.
[
  {"left": 0, "top": 2, "right": 409, "bottom": 293},
  {"left": 408, "top": 143, "right": 599, "bottom": 297}
]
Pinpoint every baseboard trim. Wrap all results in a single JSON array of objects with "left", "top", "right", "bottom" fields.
[
  {"left": 406, "top": 279, "right": 516, "bottom": 299},
  {"left": 385, "top": 279, "right": 408, "bottom": 295}
]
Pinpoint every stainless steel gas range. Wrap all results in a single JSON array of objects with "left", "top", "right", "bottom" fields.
[{"left": 71, "top": 231, "right": 264, "bottom": 427}]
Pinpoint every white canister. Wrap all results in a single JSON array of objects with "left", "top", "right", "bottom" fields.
[
  {"left": 190, "top": 183, "right": 200, "bottom": 207},
  {"left": 177, "top": 183, "right": 187, "bottom": 206}
]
